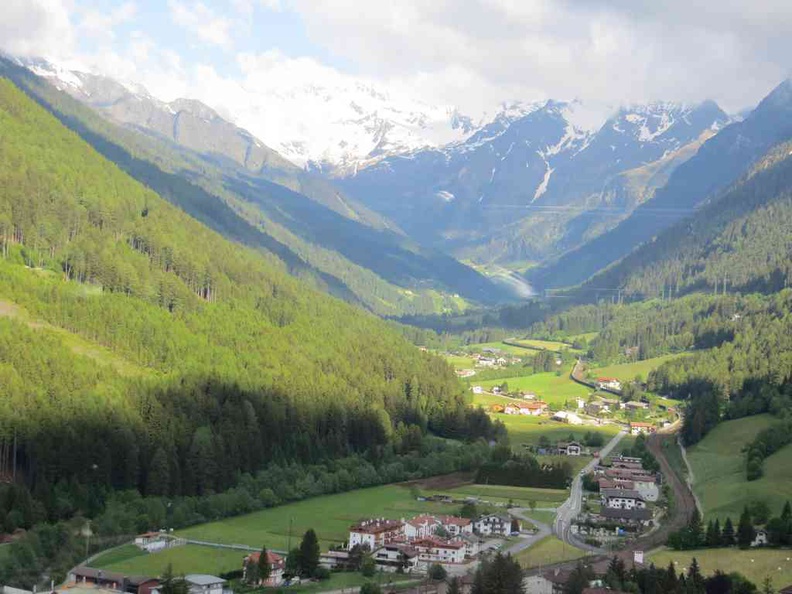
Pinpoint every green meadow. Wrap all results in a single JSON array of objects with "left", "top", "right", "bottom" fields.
[
  {"left": 176, "top": 485, "right": 450, "bottom": 550},
  {"left": 588, "top": 354, "right": 687, "bottom": 382},
  {"left": 476, "top": 370, "right": 593, "bottom": 406},
  {"left": 514, "top": 535, "right": 587, "bottom": 569},
  {"left": 649, "top": 548, "right": 792, "bottom": 588},
  {"left": 94, "top": 544, "right": 242, "bottom": 576},
  {"left": 687, "top": 414, "right": 792, "bottom": 520}
]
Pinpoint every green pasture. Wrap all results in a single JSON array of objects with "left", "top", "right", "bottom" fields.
[
  {"left": 687, "top": 414, "right": 792, "bottom": 520},
  {"left": 588, "top": 354, "right": 687, "bottom": 382}
]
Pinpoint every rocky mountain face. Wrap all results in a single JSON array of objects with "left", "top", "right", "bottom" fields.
[
  {"left": 531, "top": 79, "right": 792, "bottom": 289},
  {"left": 21, "top": 58, "right": 392, "bottom": 230},
  {"left": 338, "top": 99, "right": 729, "bottom": 263}
]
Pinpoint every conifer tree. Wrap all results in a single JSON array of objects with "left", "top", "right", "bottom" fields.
[
  {"left": 722, "top": 517, "right": 736, "bottom": 546},
  {"left": 737, "top": 507, "right": 755, "bottom": 549}
]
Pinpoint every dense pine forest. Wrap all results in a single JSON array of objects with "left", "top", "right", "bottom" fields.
[{"left": 0, "top": 76, "right": 503, "bottom": 541}]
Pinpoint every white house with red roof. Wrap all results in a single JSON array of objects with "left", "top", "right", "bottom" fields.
[
  {"left": 404, "top": 515, "right": 439, "bottom": 540},
  {"left": 411, "top": 538, "right": 466, "bottom": 564},
  {"left": 243, "top": 550, "right": 285, "bottom": 587},
  {"left": 437, "top": 515, "right": 473, "bottom": 536},
  {"left": 349, "top": 518, "right": 405, "bottom": 550}
]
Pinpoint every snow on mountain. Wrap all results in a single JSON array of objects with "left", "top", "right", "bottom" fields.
[
  {"left": 22, "top": 56, "right": 481, "bottom": 174},
  {"left": 339, "top": 97, "right": 729, "bottom": 264},
  {"left": 248, "top": 80, "right": 477, "bottom": 173}
]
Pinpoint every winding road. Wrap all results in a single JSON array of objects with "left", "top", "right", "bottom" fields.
[{"left": 553, "top": 429, "right": 627, "bottom": 552}]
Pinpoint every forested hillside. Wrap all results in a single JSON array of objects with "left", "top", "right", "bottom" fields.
[
  {"left": 585, "top": 140, "right": 792, "bottom": 298},
  {"left": 0, "top": 59, "right": 504, "bottom": 317},
  {"left": 0, "top": 77, "right": 500, "bottom": 506}
]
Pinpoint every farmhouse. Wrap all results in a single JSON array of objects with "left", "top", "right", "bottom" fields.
[
  {"left": 624, "top": 401, "right": 648, "bottom": 411},
  {"left": 601, "top": 488, "right": 646, "bottom": 510},
  {"left": 349, "top": 518, "right": 404, "bottom": 549},
  {"left": 752, "top": 529, "right": 768, "bottom": 547},
  {"left": 552, "top": 411, "right": 584, "bottom": 425},
  {"left": 519, "top": 401, "right": 548, "bottom": 416},
  {"left": 411, "top": 538, "right": 466, "bottom": 564},
  {"left": 629, "top": 422, "right": 655, "bottom": 435},
  {"left": 557, "top": 442, "right": 582, "bottom": 456},
  {"left": 68, "top": 567, "right": 127, "bottom": 591},
  {"left": 504, "top": 404, "right": 520, "bottom": 415},
  {"left": 243, "top": 550, "right": 285, "bottom": 587},
  {"left": 373, "top": 543, "right": 419, "bottom": 572},
  {"left": 490, "top": 404, "right": 505, "bottom": 413},
  {"left": 596, "top": 377, "right": 622, "bottom": 391},
  {"left": 473, "top": 514, "right": 512, "bottom": 536}
]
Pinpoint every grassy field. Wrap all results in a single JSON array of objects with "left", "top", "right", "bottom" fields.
[
  {"left": 176, "top": 485, "right": 450, "bottom": 550},
  {"left": 567, "top": 332, "right": 599, "bottom": 343},
  {"left": 649, "top": 547, "right": 792, "bottom": 588},
  {"left": 283, "top": 574, "right": 418, "bottom": 593},
  {"left": 511, "top": 339, "right": 574, "bottom": 352},
  {"left": 440, "top": 484, "right": 567, "bottom": 508},
  {"left": 477, "top": 370, "right": 593, "bottom": 406},
  {"left": 688, "top": 414, "right": 792, "bottom": 520},
  {"left": 588, "top": 354, "right": 687, "bottom": 382},
  {"left": 524, "top": 510, "right": 557, "bottom": 526},
  {"left": 442, "top": 354, "right": 476, "bottom": 370},
  {"left": 514, "top": 536, "right": 587, "bottom": 569},
  {"left": 469, "top": 341, "right": 533, "bottom": 356},
  {"left": 95, "top": 544, "right": 243, "bottom": 575},
  {"left": 494, "top": 412, "right": 620, "bottom": 448}
]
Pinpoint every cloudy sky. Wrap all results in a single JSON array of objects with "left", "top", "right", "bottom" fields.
[{"left": 3, "top": 0, "right": 791, "bottom": 120}]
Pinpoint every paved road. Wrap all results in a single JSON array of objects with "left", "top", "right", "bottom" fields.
[
  {"left": 504, "top": 509, "right": 552, "bottom": 556},
  {"left": 553, "top": 429, "right": 627, "bottom": 552}
]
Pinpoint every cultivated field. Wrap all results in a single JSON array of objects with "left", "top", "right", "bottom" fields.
[
  {"left": 176, "top": 485, "right": 451, "bottom": 550},
  {"left": 688, "top": 414, "right": 792, "bottom": 520},
  {"left": 648, "top": 547, "right": 792, "bottom": 588},
  {"left": 514, "top": 535, "right": 587, "bottom": 569}
]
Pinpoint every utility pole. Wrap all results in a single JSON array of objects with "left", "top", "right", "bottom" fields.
[{"left": 12, "top": 428, "right": 17, "bottom": 483}]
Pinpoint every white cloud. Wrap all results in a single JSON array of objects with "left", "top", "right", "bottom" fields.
[
  {"left": 290, "top": 0, "right": 792, "bottom": 113},
  {"left": 0, "top": 0, "right": 75, "bottom": 58},
  {"left": 168, "top": 0, "right": 234, "bottom": 48},
  {"left": 78, "top": 1, "right": 137, "bottom": 44}
]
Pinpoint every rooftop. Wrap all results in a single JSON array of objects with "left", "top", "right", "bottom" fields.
[
  {"left": 350, "top": 518, "right": 404, "bottom": 534},
  {"left": 601, "top": 488, "right": 644, "bottom": 500},
  {"left": 184, "top": 575, "right": 226, "bottom": 586}
]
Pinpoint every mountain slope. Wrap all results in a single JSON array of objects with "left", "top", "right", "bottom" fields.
[
  {"left": 340, "top": 100, "right": 727, "bottom": 264},
  {"left": 532, "top": 79, "right": 792, "bottom": 289},
  {"left": 583, "top": 138, "right": 792, "bottom": 298},
  {"left": 0, "top": 75, "right": 498, "bottom": 501},
  {"left": 1, "top": 58, "right": 506, "bottom": 315},
  {"left": 22, "top": 57, "right": 393, "bottom": 229}
]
